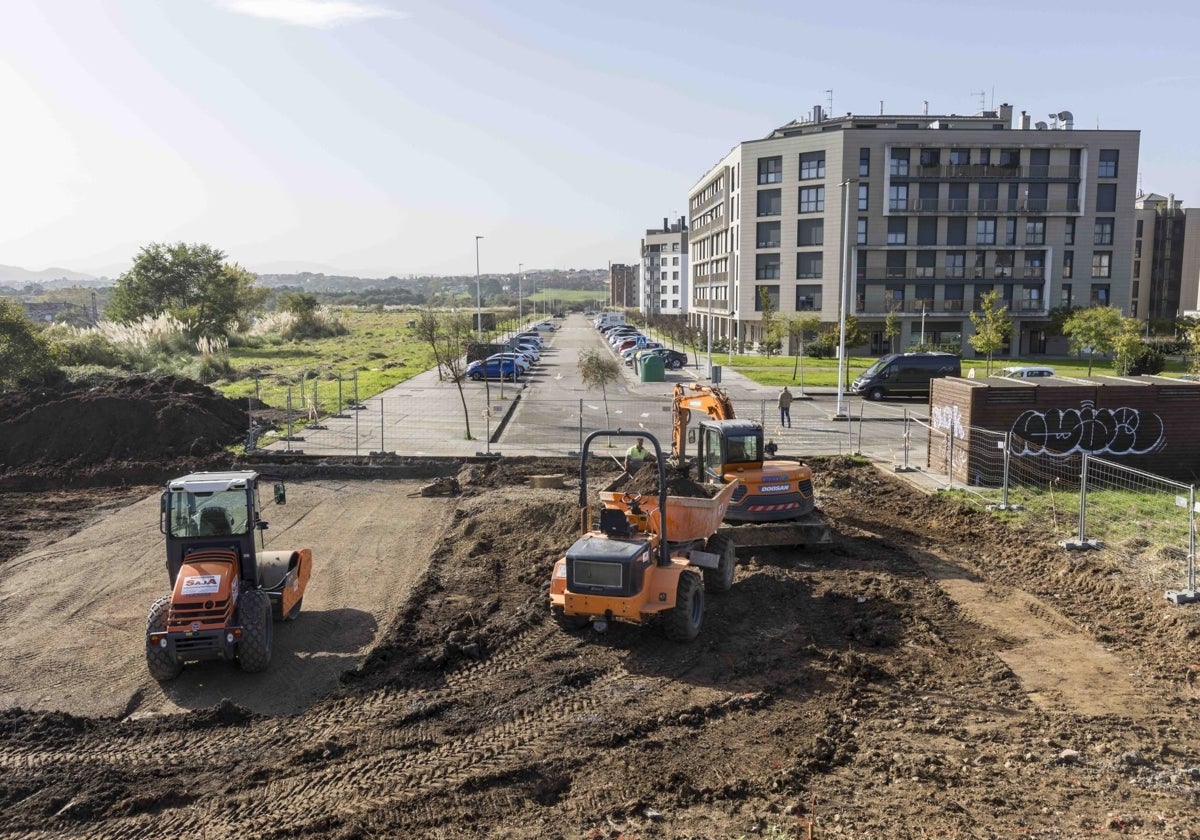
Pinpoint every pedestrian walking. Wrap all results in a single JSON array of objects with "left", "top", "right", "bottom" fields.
[{"left": 778, "top": 387, "right": 793, "bottom": 428}]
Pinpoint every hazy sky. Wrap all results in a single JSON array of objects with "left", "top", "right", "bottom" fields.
[{"left": 2, "top": 0, "right": 1198, "bottom": 278}]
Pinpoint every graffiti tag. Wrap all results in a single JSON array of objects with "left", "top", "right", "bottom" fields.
[
  {"left": 931, "top": 403, "right": 966, "bottom": 439},
  {"left": 1012, "top": 401, "right": 1165, "bottom": 457}
]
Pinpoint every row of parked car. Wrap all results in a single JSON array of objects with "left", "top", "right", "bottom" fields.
[
  {"left": 593, "top": 317, "right": 688, "bottom": 370},
  {"left": 464, "top": 326, "right": 553, "bottom": 381}
]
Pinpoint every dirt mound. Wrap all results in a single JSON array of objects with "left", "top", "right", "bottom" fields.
[
  {"left": 0, "top": 375, "right": 247, "bottom": 477},
  {"left": 622, "top": 460, "right": 713, "bottom": 498}
]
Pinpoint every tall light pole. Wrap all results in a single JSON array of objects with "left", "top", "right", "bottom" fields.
[
  {"left": 474, "top": 235, "right": 484, "bottom": 341},
  {"left": 517, "top": 262, "right": 523, "bottom": 328},
  {"left": 835, "top": 177, "right": 858, "bottom": 418}
]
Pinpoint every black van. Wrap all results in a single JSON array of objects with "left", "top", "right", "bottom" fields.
[{"left": 851, "top": 352, "right": 961, "bottom": 400}]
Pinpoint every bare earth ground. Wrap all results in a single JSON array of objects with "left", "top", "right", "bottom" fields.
[{"left": 2, "top": 378, "right": 1200, "bottom": 838}]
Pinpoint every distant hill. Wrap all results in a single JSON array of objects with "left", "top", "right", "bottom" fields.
[{"left": 0, "top": 264, "right": 107, "bottom": 288}]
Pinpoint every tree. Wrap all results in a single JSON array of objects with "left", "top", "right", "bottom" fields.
[
  {"left": 107, "top": 243, "right": 268, "bottom": 339},
  {"left": 968, "top": 290, "right": 1013, "bottom": 375},
  {"left": 1062, "top": 306, "right": 1125, "bottom": 375},
  {"left": 784, "top": 313, "right": 821, "bottom": 385},
  {"left": 883, "top": 305, "right": 901, "bottom": 354},
  {"left": 1113, "top": 318, "right": 1166, "bottom": 375},
  {"left": 578, "top": 349, "right": 622, "bottom": 429},
  {"left": 414, "top": 307, "right": 476, "bottom": 439},
  {"left": 0, "top": 298, "right": 55, "bottom": 387}
]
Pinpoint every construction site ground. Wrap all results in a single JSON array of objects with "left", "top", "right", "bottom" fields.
[{"left": 2, "top": 376, "right": 1200, "bottom": 838}]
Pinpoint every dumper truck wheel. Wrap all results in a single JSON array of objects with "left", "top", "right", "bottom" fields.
[
  {"left": 237, "top": 589, "right": 273, "bottom": 673},
  {"left": 146, "top": 595, "right": 183, "bottom": 682},
  {"left": 703, "top": 534, "right": 737, "bottom": 593},
  {"left": 664, "top": 571, "right": 704, "bottom": 642}
]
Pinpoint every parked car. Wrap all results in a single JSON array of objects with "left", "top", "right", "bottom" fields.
[
  {"left": 620, "top": 342, "right": 663, "bottom": 363},
  {"left": 532, "top": 322, "right": 557, "bottom": 331},
  {"left": 645, "top": 347, "right": 688, "bottom": 369},
  {"left": 515, "top": 332, "right": 544, "bottom": 346},
  {"left": 465, "top": 358, "right": 520, "bottom": 382},
  {"left": 851, "top": 352, "right": 961, "bottom": 400},
  {"left": 607, "top": 330, "right": 640, "bottom": 346},
  {"left": 999, "top": 365, "right": 1055, "bottom": 379},
  {"left": 487, "top": 353, "right": 530, "bottom": 373}
]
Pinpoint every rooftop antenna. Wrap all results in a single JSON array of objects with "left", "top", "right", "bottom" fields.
[
  {"left": 825, "top": 89, "right": 834, "bottom": 116},
  {"left": 971, "top": 90, "right": 986, "bottom": 113},
  {"left": 879, "top": 100, "right": 884, "bottom": 115}
]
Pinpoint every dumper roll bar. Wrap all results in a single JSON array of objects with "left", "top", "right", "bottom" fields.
[{"left": 579, "top": 430, "right": 670, "bottom": 568}]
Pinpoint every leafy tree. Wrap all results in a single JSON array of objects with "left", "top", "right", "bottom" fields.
[
  {"left": 414, "top": 307, "right": 476, "bottom": 439},
  {"left": 784, "top": 313, "right": 821, "bottom": 384},
  {"left": 883, "top": 305, "right": 901, "bottom": 354},
  {"left": 968, "top": 290, "right": 1013, "bottom": 375},
  {"left": 1062, "top": 306, "right": 1125, "bottom": 375},
  {"left": 578, "top": 349, "right": 622, "bottom": 429},
  {"left": 107, "top": 243, "right": 268, "bottom": 339},
  {"left": 757, "top": 287, "right": 779, "bottom": 357},
  {"left": 1113, "top": 319, "right": 1166, "bottom": 375},
  {"left": 0, "top": 298, "right": 55, "bottom": 387}
]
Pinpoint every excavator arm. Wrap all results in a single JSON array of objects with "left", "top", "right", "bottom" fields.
[{"left": 671, "top": 383, "right": 737, "bottom": 464}]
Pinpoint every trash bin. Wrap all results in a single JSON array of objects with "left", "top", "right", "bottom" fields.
[
  {"left": 710, "top": 364, "right": 722, "bottom": 384},
  {"left": 639, "top": 354, "right": 665, "bottom": 382}
]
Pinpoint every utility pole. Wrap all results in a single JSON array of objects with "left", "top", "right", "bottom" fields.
[{"left": 475, "top": 235, "right": 484, "bottom": 340}]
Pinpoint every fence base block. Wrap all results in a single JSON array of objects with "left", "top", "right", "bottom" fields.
[
  {"left": 475, "top": 451, "right": 502, "bottom": 459},
  {"left": 986, "top": 503, "right": 1025, "bottom": 512},
  {"left": 1059, "top": 538, "right": 1104, "bottom": 551},
  {"left": 893, "top": 465, "right": 919, "bottom": 473},
  {"left": 1165, "top": 589, "right": 1199, "bottom": 605}
]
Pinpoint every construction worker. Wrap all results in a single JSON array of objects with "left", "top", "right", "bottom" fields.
[
  {"left": 624, "top": 437, "right": 653, "bottom": 473},
  {"left": 778, "top": 386, "right": 794, "bottom": 428}
]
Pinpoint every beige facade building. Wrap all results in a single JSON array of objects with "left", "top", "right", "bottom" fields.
[{"left": 687, "top": 104, "right": 1140, "bottom": 357}]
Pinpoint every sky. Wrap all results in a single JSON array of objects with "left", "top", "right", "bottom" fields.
[{"left": 2, "top": 0, "right": 1199, "bottom": 279}]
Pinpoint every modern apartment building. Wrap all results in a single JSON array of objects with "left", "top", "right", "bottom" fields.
[
  {"left": 687, "top": 104, "right": 1140, "bottom": 357},
  {"left": 1132, "top": 193, "right": 1200, "bottom": 322},
  {"left": 639, "top": 216, "right": 689, "bottom": 317}
]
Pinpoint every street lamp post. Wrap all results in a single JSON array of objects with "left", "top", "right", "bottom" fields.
[
  {"left": 835, "top": 177, "right": 858, "bottom": 418},
  {"left": 475, "top": 235, "right": 484, "bottom": 341},
  {"left": 517, "top": 263, "right": 523, "bottom": 329}
]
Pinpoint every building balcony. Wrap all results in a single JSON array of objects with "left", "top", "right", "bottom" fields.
[
  {"left": 903, "top": 164, "right": 1081, "bottom": 181},
  {"left": 895, "top": 198, "right": 1081, "bottom": 215}
]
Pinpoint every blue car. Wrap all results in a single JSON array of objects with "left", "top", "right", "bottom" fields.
[{"left": 466, "top": 358, "right": 519, "bottom": 382}]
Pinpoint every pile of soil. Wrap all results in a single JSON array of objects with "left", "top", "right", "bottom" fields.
[
  {"left": 621, "top": 460, "right": 714, "bottom": 498},
  {"left": 0, "top": 375, "right": 247, "bottom": 483}
]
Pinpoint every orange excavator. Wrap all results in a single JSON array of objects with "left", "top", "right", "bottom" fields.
[{"left": 669, "top": 383, "right": 830, "bottom": 546}]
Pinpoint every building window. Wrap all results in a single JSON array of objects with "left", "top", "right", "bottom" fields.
[
  {"left": 754, "top": 284, "right": 780, "bottom": 310},
  {"left": 757, "top": 189, "right": 782, "bottom": 216},
  {"left": 1063, "top": 251, "right": 1073, "bottom": 279},
  {"left": 916, "top": 217, "right": 937, "bottom": 246},
  {"left": 919, "top": 148, "right": 941, "bottom": 167},
  {"left": 1091, "top": 252, "right": 1111, "bottom": 278},
  {"left": 797, "top": 218, "right": 823, "bottom": 246},
  {"left": 755, "top": 254, "right": 780, "bottom": 280},
  {"left": 998, "top": 148, "right": 1020, "bottom": 167},
  {"left": 888, "top": 184, "right": 908, "bottom": 212},
  {"left": 1135, "top": 240, "right": 1142, "bottom": 259},
  {"left": 890, "top": 148, "right": 909, "bottom": 176},
  {"left": 1023, "top": 252, "right": 1045, "bottom": 280},
  {"left": 1091, "top": 284, "right": 1110, "bottom": 306},
  {"left": 1096, "top": 184, "right": 1117, "bottom": 213},
  {"left": 796, "top": 285, "right": 822, "bottom": 311},
  {"left": 1029, "top": 148, "right": 1050, "bottom": 179},
  {"left": 672, "top": 272, "right": 679, "bottom": 281},
  {"left": 887, "top": 217, "right": 907, "bottom": 244},
  {"left": 757, "top": 221, "right": 781, "bottom": 248},
  {"left": 977, "top": 148, "right": 991, "bottom": 166},
  {"left": 1060, "top": 283, "right": 1072, "bottom": 307},
  {"left": 1094, "top": 218, "right": 1114, "bottom": 245},
  {"left": 859, "top": 147, "right": 870, "bottom": 177},
  {"left": 796, "top": 252, "right": 822, "bottom": 279},
  {"left": 799, "top": 151, "right": 825, "bottom": 180},
  {"left": 949, "top": 148, "right": 969, "bottom": 166},
  {"left": 673, "top": 242, "right": 680, "bottom": 251},
  {"left": 916, "top": 251, "right": 936, "bottom": 279},
  {"left": 1098, "top": 149, "right": 1119, "bottom": 178},
  {"left": 1133, "top": 260, "right": 1141, "bottom": 277},
  {"left": 946, "top": 218, "right": 967, "bottom": 246},
  {"left": 944, "top": 252, "right": 965, "bottom": 279},
  {"left": 1065, "top": 218, "right": 1076, "bottom": 245},
  {"left": 660, "top": 299, "right": 667, "bottom": 309},
  {"left": 976, "top": 218, "right": 996, "bottom": 245},
  {"left": 1005, "top": 218, "right": 1017, "bottom": 246},
  {"left": 1026, "top": 218, "right": 1045, "bottom": 245},
  {"left": 886, "top": 251, "right": 907, "bottom": 280},
  {"left": 978, "top": 182, "right": 998, "bottom": 212},
  {"left": 798, "top": 186, "right": 824, "bottom": 213},
  {"left": 994, "top": 251, "right": 1014, "bottom": 279},
  {"left": 758, "top": 156, "right": 783, "bottom": 184},
  {"left": 1136, "top": 219, "right": 1144, "bottom": 238},
  {"left": 856, "top": 218, "right": 867, "bottom": 245},
  {"left": 1025, "top": 183, "right": 1048, "bottom": 212}
]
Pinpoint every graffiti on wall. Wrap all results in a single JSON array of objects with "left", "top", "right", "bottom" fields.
[
  {"left": 1011, "top": 401, "right": 1166, "bottom": 457},
  {"left": 931, "top": 403, "right": 966, "bottom": 439}
]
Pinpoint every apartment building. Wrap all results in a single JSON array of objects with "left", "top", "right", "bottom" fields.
[
  {"left": 1132, "top": 193, "right": 1200, "bottom": 323},
  {"left": 609, "top": 263, "right": 638, "bottom": 309},
  {"left": 639, "top": 216, "right": 689, "bottom": 317},
  {"left": 687, "top": 104, "right": 1140, "bottom": 357}
]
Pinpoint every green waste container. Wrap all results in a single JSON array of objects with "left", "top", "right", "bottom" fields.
[{"left": 639, "top": 354, "right": 665, "bottom": 382}]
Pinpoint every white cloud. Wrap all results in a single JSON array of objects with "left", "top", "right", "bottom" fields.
[{"left": 215, "top": 0, "right": 405, "bottom": 28}]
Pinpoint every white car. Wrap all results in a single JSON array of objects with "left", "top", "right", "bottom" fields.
[{"left": 999, "top": 365, "right": 1055, "bottom": 379}]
